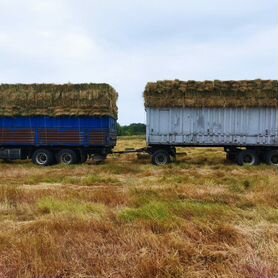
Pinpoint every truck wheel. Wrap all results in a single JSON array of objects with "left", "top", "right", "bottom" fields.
[
  {"left": 57, "top": 149, "right": 78, "bottom": 165},
  {"left": 265, "top": 150, "right": 278, "bottom": 166},
  {"left": 237, "top": 150, "right": 259, "bottom": 166},
  {"left": 226, "top": 152, "right": 237, "bottom": 162},
  {"left": 79, "top": 151, "right": 88, "bottom": 164},
  {"left": 32, "top": 149, "right": 54, "bottom": 166},
  {"left": 152, "top": 150, "right": 171, "bottom": 166}
]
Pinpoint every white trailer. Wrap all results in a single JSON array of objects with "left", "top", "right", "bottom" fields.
[{"left": 146, "top": 107, "right": 278, "bottom": 166}]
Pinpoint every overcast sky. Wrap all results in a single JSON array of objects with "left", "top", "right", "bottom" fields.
[{"left": 0, "top": 0, "right": 277, "bottom": 124}]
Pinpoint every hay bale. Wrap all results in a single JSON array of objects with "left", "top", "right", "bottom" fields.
[
  {"left": 144, "top": 80, "right": 278, "bottom": 108},
  {"left": 0, "top": 83, "right": 118, "bottom": 118}
]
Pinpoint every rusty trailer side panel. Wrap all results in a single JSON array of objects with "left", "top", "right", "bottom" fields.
[
  {"left": 0, "top": 129, "right": 35, "bottom": 144},
  {"left": 38, "top": 130, "right": 82, "bottom": 145},
  {"left": 0, "top": 116, "right": 117, "bottom": 148},
  {"left": 146, "top": 107, "right": 278, "bottom": 147}
]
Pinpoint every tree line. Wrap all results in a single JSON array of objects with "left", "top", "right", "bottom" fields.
[{"left": 117, "top": 123, "right": 146, "bottom": 136}]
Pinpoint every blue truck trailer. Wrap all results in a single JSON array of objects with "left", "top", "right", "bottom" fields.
[
  {"left": 0, "top": 83, "right": 118, "bottom": 166},
  {"left": 0, "top": 116, "right": 117, "bottom": 165}
]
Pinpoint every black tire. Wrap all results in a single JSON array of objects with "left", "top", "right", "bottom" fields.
[
  {"left": 265, "top": 150, "right": 278, "bottom": 166},
  {"left": 79, "top": 151, "right": 88, "bottom": 164},
  {"left": 152, "top": 150, "right": 171, "bottom": 166},
  {"left": 226, "top": 152, "right": 237, "bottom": 162},
  {"left": 259, "top": 152, "right": 267, "bottom": 164},
  {"left": 237, "top": 150, "right": 260, "bottom": 166},
  {"left": 32, "top": 149, "right": 54, "bottom": 166},
  {"left": 57, "top": 149, "right": 78, "bottom": 165}
]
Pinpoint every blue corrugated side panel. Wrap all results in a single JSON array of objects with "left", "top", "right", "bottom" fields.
[{"left": 0, "top": 116, "right": 117, "bottom": 147}]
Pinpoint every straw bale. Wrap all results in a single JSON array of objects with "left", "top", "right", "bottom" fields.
[
  {"left": 0, "top": 83, "right": 118, "bottom": 118},
  {"left": 144, "top": 80, "right": 278, "bottom": 108}
]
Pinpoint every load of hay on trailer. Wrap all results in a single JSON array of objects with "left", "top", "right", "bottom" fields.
[
  {"left": 144, "top": 80, "right": 278, "bottom": 108},
  {"left": 0, "top": 83, "right": 118, "bottom": 118}
]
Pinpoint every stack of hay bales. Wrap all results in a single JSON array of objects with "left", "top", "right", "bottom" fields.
[
  {"left": 144, "top": 80, "right": 278, "bottom": 108},
  {"left": 0, "top": 83, "right": 118, "bottom": 118}
]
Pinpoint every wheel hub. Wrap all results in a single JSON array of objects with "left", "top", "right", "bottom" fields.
[
  {"left": 243, "top": 155, "right": 253, "bottom": 164},
  {"left": 61, "top": 154, "right": 72, "bottom": 164},
  {"left": 36, "top": 153, "right": 47, "bottom": 165},
  {"left": 155, "top": 154, "right": 167, "bottom": 165}
]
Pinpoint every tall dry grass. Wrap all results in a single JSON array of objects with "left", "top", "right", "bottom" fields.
[{"left": 0, "top": 137, "right": 277, "bottom": 277}]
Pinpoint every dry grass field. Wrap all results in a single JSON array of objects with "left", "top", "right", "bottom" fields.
[{"left": 0, "top": 136, "right": 278, "bottom": 278}]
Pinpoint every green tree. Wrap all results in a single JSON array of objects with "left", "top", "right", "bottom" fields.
[{"left": 117, "top": 123, "right": 146, "bottom": 136}]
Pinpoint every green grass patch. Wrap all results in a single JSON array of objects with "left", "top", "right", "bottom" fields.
[
  {"left": 37, "top": 197, "right": 106, "bottom": 217},
  {"left": 25, "top": 174, "right": 64, "bottom": 185},
  {"left": 120, "top": 199, "right": 235, "bottom": 224},
  {"left": 171, "top": 200, "right": 235, "bottom": 220},
  {"left": 129, "top": 188, "right": 161, "bottom": 207},
  {"left": 119, "top": 201, "right": 172, "bottom": 222},
  {"left": 63, "top": 175, "right": 120, "bottom": 186},
  {"left": 159, "top": 175, "right": 190, "bottom": 185}
]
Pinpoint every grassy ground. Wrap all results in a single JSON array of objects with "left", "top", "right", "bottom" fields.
[{"left": 0, "top": 136, "right": 278, "bottom": 278}]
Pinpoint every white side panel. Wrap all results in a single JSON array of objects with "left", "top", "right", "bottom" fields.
[{"left": 146, "top": 107, "right": 278, "bottom": 146}]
